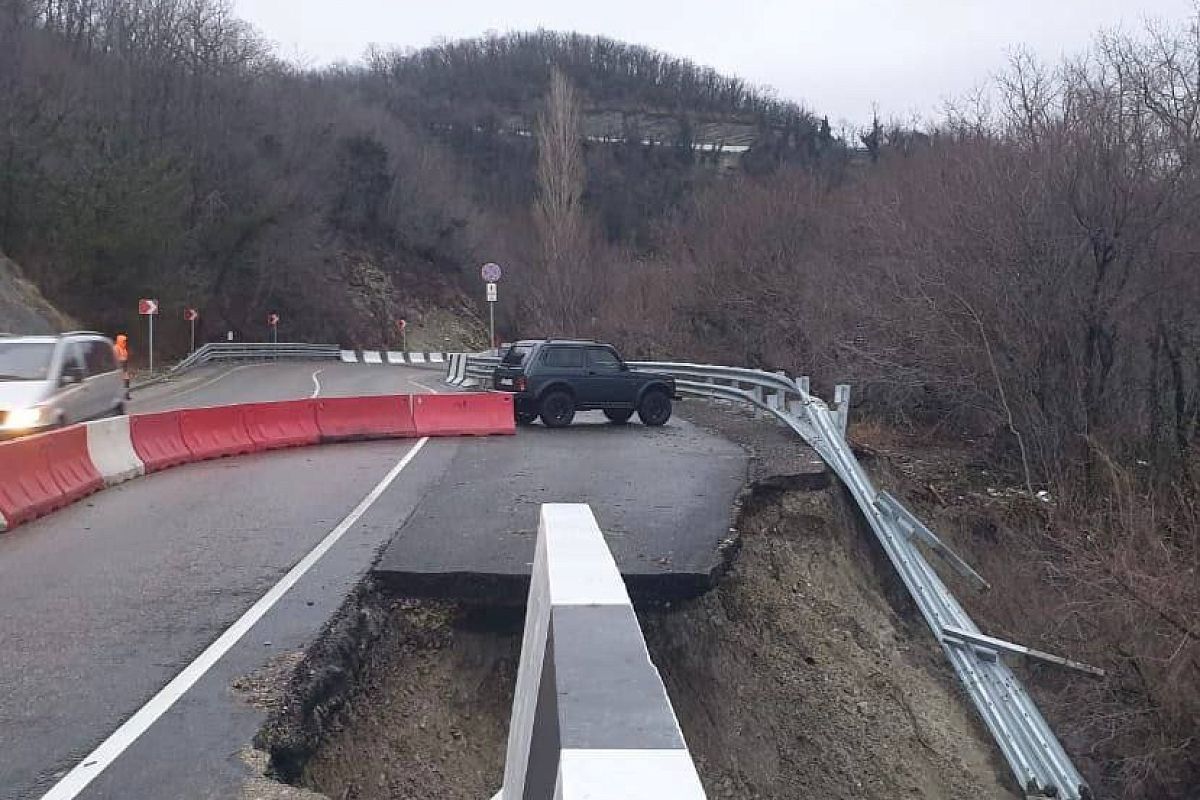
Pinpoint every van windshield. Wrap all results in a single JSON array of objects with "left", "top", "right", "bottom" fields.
[
  {"left": 0, "top": 342, "right": 54, "bottom": 381},
  {"left": 501, "top": 344, "right": 532, "bottom": 366}
]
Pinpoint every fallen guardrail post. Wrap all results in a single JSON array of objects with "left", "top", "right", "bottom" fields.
[{"left": 493, "top": 504, "right": 707, "bottom": 800}]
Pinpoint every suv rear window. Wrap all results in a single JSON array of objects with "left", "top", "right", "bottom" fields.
[
  {"left": 542, "top": 347, "right": 585, "bottom": 368},
  {"left": 586, "top": 347, "right": 623, "bottom": 372},
  {"left": 501, "top": 345, "right": 531, "bottom": 366}
]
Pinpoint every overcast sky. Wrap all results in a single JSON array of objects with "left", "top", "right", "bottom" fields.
[{"left": 233, "top": 0, "right": 1196, "bottom": 127}]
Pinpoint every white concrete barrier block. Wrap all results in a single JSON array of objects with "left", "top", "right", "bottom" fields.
[
  {"left": 498, "top": 504, "right": 706, "bottom": 800},
  {"left": 556, "top": 750, "right": 707, "bottom": 800},
  {"left": 363, "top": 350, "right": 383, "bottom": 364},
  {"left": 542, "top": 504, "right": 629, "bottom": 607},
  {"left": 85, "top": 416, "right": 145, "bottom": 486},
  {"left": 429, "top": 353, "right": 445, "bottom": 363},
  {"left": 339, "top": 350, "right": 357, "bottom": 363},
  {"left": 409, "top": 352, "right": 427, "bottom": 364},
  {"left": 386, "top": 351, "right": 406, "bottom": 364}
]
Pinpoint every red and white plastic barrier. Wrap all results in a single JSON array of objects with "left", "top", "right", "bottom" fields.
[
  {"left": 243, "top": 400, "right": 321, "bottom": 450},
  {"left": 180, "top": 405, "right": 258, "bottom": 461},
  {"left": 0, "top": 427, "right": 103, "bottom": 531},
  {"left": 85, "top": 416, "right": 145, "bottom": 486},
  {"left": 0, "top": 391, "right": 513, "bottom": 533},
  {"left": 413, "top": 393, "right": 515, "bottom": 437},
  {"left": 130, "top": 411, "right": 191, "bottom": 473}
]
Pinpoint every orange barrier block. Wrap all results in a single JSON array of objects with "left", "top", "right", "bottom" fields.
[
  {"left": 180, "top": 405, "right": 258, "bottom": 461},
  {"left": 130, "top": 411, "right": 191, "bottom": 472},
  {"left": 0, "top": 433, "right": 67, "bottom": 529},
  {"left": 243, "top": 400, "right": 320, "bottom": 450},
  {"left": 39, "top": 426, "right": 104, "bottom": 505},
  {"left": 314, "top": 396, "right": 416, "bottom": 441},
  {"left": 412, "top": 392, "right": 516, "bottom": 437}
]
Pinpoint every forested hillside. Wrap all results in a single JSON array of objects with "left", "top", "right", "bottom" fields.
[{"left": 0, "top": 6, "right": 827, "bottom": 352}]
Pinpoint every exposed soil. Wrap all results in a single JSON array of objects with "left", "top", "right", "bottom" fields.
[
  {"left": 247, "top": 400, "right": 1022, "bottom": 800},
  {"left": 252, "top": 590, "right": 520, "bottom": 800},
  {"left": 641, "top": 477, "right": 1015, "bottom": 800}
]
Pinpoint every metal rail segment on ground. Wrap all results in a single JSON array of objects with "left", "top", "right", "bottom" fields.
[{"left": 459, "top": 352, "right": 1090, "bottom": 800}]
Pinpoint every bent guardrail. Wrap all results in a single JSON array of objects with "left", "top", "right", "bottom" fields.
[
  {"left": 493, "top": 504, "right": 706, "bottom": 800},
  {"left": 457, "top": 351, "right": 1092, "bottom": 800}
]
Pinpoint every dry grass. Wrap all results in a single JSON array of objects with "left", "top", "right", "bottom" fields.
[{"left": 874, "top": 444, "right": 1200, "bottom": 800}]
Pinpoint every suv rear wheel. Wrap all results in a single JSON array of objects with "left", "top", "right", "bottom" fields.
[
  {"left": 637, "top": 390, "right": 672, "bottom": 426},
  {"left": 603, "top": 408, "right": 634, "bottom": 424},
  {"left": 539, "top": 391, "right": 576, "bottom": 428}
]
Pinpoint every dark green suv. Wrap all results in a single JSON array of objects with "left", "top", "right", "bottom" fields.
[{"left": 492, "top": 339, "right": 678, "bottom": 428}]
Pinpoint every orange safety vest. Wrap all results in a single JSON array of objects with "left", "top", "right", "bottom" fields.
[{"left": 114, "top": 337, "right": 129, "bottom": 364}]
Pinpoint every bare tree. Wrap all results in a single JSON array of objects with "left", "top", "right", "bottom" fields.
[{"left": 530, "top": 67, "right": 590, "bottom": 333}]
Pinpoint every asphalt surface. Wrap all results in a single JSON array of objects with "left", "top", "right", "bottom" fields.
[
  {"left": 374, "top": 413, "right": 747, "bottom": 602},
  {"left": 0, "top": 360, "right": 750, "bottom": 799}
]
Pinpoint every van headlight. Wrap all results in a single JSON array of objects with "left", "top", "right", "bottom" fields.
[{"left": 2, "top": 406, "right": 45, "bottom": 430}]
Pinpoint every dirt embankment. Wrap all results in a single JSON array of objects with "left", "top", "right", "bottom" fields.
[
  {"left": 0, "top": 252, "right": 76, "bottom": 334},
  {"left": 249, "top": 403, "right": 1019, "bottom": 800},
  {"left": 642, "top": 475, "right": 1014, "bottom": 800}
]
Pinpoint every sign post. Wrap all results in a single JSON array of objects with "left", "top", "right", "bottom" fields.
[
  {"left": 139, "top": 299, "right": 159, "bottom": 372},
  {"left": 398, "top": 318, "right": 407, "bottom": 352},
  {"left": 486, "top": 282, "right": 498, "bottom": 348},
  {"left": 481, "top": 262, "right": 502, "bottom": 350},
  {"left": 268, "top": 313, "right": 280, "bottom": 346},
  {"left": 184, "top": 308, "right": 199, "bottom": 353}
]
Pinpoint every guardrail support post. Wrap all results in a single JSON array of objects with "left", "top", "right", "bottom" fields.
[
  {"left": 833, "top": 384, "right": 851, "bottom": 435},
  {"left": 797, "top": 375, "right": 811, "bottom": 395}
]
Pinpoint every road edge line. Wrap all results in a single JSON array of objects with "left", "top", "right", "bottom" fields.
[{"left": 40, "top": 436, "right": 432, "bottom": 800}]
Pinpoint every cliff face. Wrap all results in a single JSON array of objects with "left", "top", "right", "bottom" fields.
[{"left": 0, "top": 252, "right": 77, "bottom": 335}]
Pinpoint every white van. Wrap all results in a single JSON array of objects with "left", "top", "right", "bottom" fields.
[{"left": 0, "top": 332, "right": 126, "bottom": 438}]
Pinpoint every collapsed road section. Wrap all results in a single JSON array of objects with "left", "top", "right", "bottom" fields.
[{"left": 250, "top": 405, "right": 1021, "bottom": 800}]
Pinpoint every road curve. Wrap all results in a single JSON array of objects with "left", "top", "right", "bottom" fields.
[{"left": 0, "top": 360, "right": 748, "bottom": 799}]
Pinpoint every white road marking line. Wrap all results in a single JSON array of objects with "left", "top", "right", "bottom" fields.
[
  {"left": 310, "top": 368, "right": 324, "bottom": 399},
  {"left": 40, "top": 437, "right": 432, "bottom": 800}
]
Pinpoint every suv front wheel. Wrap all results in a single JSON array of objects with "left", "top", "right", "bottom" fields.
[
  {"left": 539, "top": 391, "right": 576, "bottom": 428},
  {"left": 637, "top": 390, "right": 672, "bottom": 426}
]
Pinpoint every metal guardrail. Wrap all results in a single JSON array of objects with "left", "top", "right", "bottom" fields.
[
  {"left": 171, "top": 342, "right": 341, "bottom": 373},
  {"left": 460, "top": 352, "right": 1091, "bottom": 800}
]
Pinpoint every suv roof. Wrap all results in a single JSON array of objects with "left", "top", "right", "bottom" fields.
[
  {"left": 0, "top": 335, "right": 60, "bottom": 344},
  {"left": 513, "top": 339, "right": 609, "bottom": 347},
  {"left": 1, "top": 331, "right": 108, "bottom": 342}
]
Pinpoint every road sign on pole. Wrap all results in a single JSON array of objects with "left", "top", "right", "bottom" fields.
[
  {"left": 184, "top": 308, "right": 199, "bottom": 353},
  {"left": 139, "top": 299, "right": 159, "bottom": 372},
  {"left": 397, "top": 318, "right": 407, "bottom": 351},
  {"left": 268, "top": 313, "right": 279, "bottom": 346},
  {"left": 481, "top": 262, "right": 502, "bottom": 283},
  {"left": 486, "top": 283, "right": 497, "bottom": 348}
]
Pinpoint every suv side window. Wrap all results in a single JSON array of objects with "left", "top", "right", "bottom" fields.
[
  {"left": 85, "top": 341, "right": 116, "bottom": 375},
  {"left": 587, "top": 347, "right": 623, "bottom": 372},
  {"left": 61, "top": 342, "right": 87, "bottom": 380},
  {"left": 541, "top": 346, "right": 585, "bottom": 369}
]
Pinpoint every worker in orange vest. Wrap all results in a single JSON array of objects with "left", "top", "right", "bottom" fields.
[{"left": 114, "top": 334, "right": 131, "bottom": 399}]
